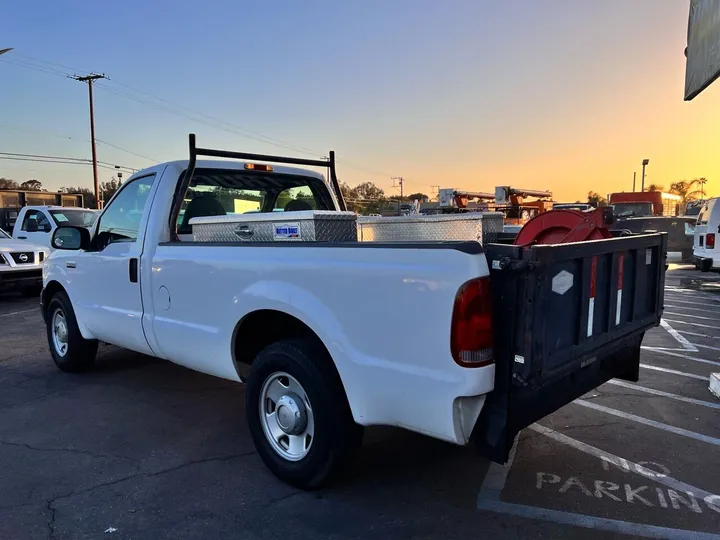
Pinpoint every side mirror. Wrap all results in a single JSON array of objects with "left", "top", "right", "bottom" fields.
[
  {"left": 26, "top": 220, "right": 38, "bottom": 233},
  {"left": 51, "top": 226, "right": 91, "bottom": 251}
]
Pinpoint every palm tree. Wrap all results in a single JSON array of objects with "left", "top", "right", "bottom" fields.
[
  {"left": 670, "top": 178, "right": 705, "bottom": 203},
  {"left": 646, "top": 184, "right": 665, "bottom": 192}
]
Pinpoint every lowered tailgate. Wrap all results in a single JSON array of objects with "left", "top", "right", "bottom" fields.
[{"left": 473, "top": 232, "right": 667, "bottom": 463}]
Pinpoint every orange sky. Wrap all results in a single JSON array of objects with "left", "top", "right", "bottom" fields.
[{"left": 1, "top": 1, "right": 717, "bottom": 203}]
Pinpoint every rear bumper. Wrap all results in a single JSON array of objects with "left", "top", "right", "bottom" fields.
[
  {"left": 471, "top": 333, "right": 643, "bottom": 463},
  {"left": 693, "top": 256, "right": 713, "bottom": 272},
  {"left": 0, "top": 268, "right": 42, "bottom": 290}
]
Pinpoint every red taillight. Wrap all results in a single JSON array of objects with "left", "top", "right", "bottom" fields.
[
  {"left": 707, "top": 233, "right": 715, "bottom": 249},
  {"left": 450, "top": 277, "right": 494, "bottom": 367}
]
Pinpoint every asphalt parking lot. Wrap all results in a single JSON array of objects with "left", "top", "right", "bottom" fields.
[{"left": 1, "top": 265, "right": 719, "bottom": 540}]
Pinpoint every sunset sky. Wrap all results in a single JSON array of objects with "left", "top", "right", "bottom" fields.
[{"left": 0, "top": 0, "right": 717, "bottom": 202}]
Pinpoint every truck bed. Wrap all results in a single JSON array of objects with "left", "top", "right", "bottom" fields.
[{"left": 474, "top": 232, "right": 667, "bottom": 462}]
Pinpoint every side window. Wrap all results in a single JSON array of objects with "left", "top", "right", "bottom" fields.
[
  {"left": 95, "top": 175, "right": 155, "bottom": 248},
  {"left": 21, "top": 210, "right": 40, "bottom": 231},
  {"left": 36, "top": 212, "right": 51, "bottom": 232},
  {"left": 274, "top": 186, "right": 318, "bottom": 211}
]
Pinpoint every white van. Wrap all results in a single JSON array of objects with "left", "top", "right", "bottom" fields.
[{"left": 693, "top": 198, "right": 718, "bottom": 271}]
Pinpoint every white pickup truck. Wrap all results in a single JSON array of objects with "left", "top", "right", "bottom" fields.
[
  {"left": 12, "top": 206, "right": 98, "bottom": 249},
  {"left": 42, "top": 135, "right": 668, "bottom": 489}
]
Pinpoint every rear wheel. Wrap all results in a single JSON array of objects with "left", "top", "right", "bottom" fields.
[
  {"left": 46, "top": 292, "right": 98, "bottom": 373},
  {"left": 246, "top": 339, "right": 362, "bottom": 489}
]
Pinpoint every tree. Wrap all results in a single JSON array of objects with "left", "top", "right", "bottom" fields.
[
  {"left": 100, "top": 178, "right": 120, "bottom": 204},
  {"left": 407, "top": 192, "right": 429, "bottom": 202},
  {"left": 19, "top": 179, "right": 43, "bottom": 191},
  {"left": 340, "top": 181, "right": 387, "bottom": 215},
  {"left": 646, "top": 184, "right": 664, "bottom": 192},
  {"left": 669, "top": 178, "right": 705, "bottom": 203},
  {"left": 0, "top": 178, "right": 19, "bottom": 190},
  {"left": 587, "top": 191, "right": 607, "bottom": 207},
  {"left": 60, "top": 186, "right": 96, "bottom": 209}
]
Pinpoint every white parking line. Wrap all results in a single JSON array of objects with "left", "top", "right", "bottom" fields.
[
  {"left": 664, "top": 319, "right": 720, "bottom": 330},
  {"left": 476, "top": 499, "right": 720, "bottom": 540},
  {"left": 477, "top": 424, "right": 720, "bottom": 539},
  {"left": 642, "top": 347, "right": 720, "bottom": 368},
  {"left": 661, "top": 320, "right": 698, "bottom": 351},
  {"left": 664, "top": 297, "right": 720, "bottom": 308},
  {"left": 605, "top": 380, "right": 720, "bottom": 410},
  {"left": 676, "top": 330, "right": 719, "bottom": 340},
  {"left": 665, "top": 288, "right": 720, "bottom": 301},
  {"left": 691, "top": 342, "right": 720, "bottom": 353},
  {"left": 640, "top": 364, "right": 709, "bottom": 381},
  {"left": 666, "top": 304, "right": 720, "bottom": 314},
  {"left": 0, "top": 308, "right": 36, "bottom": 318},
  {"left": 664, "top": 312, "right": 717, "bottom": 321},
  {"left": 478, "top": 437, "right": 518, "bottom": 498},
  {"left": 574, "top": 400, "right": 720, "bottom": 446}
]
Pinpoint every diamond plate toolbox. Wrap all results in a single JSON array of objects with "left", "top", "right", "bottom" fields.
[
  {"left": 190, "top": 211, "right": 359, "bottom": 243},
  {"left": 357, "top": 212, "right": 504, "bottom": 244}
]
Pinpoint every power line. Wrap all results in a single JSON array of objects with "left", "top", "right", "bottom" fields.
[
  {"left": 0, "top": 155, "right": 131, "bottom": 172},
  {"left": 5, "top": 53, "right": 435, "bottom": 188},
  {"left": 95, "top": 139, "right": 157, "bottom": 163},
  {"left": 0, "top": 124, "right": 158, "bottom": 164},
  {"left": 97, "top": 81, "right": 434, "bottom": 186},
  {"left": 0, "top": 152, "right": 136, "bottom": 171},
  {"left": 0, "top": 57, "right": 69, "bottom": 78},
  {"left": 12, "top": 52, "right": 88, "bottom": 75}
]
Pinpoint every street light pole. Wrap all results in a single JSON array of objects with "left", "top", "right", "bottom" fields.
[
  {"left": 633, "top": 172, "right": 636, "bottom": 192},
  {"left": 641, "top": 159, "right": 650, "bottom": 191}
]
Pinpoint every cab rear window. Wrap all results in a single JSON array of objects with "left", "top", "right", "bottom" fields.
[{"left": 697, "top": 200, "right": 716, "bottom": 225}]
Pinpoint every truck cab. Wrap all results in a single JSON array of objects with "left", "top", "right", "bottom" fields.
[{"left": 12, "top": 206, "right": 98, "bottom": 249}]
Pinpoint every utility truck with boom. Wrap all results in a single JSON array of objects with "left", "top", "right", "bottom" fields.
[{"left": 42, "top": 135, "right": 667, "bottom": 489}]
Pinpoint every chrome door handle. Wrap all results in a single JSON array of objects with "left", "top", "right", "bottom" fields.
[{"left": 234, "top": 226, "right": 254, "bottom": 240}]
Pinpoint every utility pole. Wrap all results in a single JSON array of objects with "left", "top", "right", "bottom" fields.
[
  {"left": 641, "top": 158, "right": 649, "bottom": 192},
  {"left": 71, "top": 73, "right": 106, "bottom": 209},
  {"left": 632, "top": 172, "right": 636, "bottom": 192},
  {"left": 391, "top": 176, "right": 404, "bottom": 215}
]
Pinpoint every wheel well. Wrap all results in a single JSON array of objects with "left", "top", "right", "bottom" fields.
[
  {"left": 233, "top": 310, "right": 330, "bottom": 368},
  {"left": 42, "top": 281, "right": 66, "bottom": 320}
]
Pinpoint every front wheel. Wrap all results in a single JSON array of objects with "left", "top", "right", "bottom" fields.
[
  {"left": 246, "top": 339, "right": 362, "bottom": 489},
  {"left": 46, "top": 291, "right": 98, "bottom": 373}
]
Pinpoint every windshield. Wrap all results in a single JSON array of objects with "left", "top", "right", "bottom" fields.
[
  {"left": 612, "top": 202, "right": 653, "bottom": 218},
  {"left": 49, "top": 209, "right": 97, "bottom": 227}
]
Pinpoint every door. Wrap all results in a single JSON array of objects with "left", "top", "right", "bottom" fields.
[
  {"left": 70, "top": 174, "right": 157, "bottom": 355},
  {"left": 17, "top": 210, "right": 53, "bottom": 246},
  {"left": 694, "top": 199, "right": 715, "bottom": 257}
]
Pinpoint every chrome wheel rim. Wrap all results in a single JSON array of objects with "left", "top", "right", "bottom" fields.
[
  {"left": 51, "top": 308, "right": 69, "bottom": 357},
  {"left": 259, "top": 372, "right": 314, "bottom": 461}
]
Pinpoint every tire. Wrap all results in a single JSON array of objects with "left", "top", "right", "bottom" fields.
[
  {"left": 45, "top": 291, "right": 98, "bottom": 373},
  {"left": 246, "top": 338, "right": 362, "bottom": 489}
]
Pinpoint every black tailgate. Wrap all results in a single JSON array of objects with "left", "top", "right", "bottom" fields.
[{"left": 473, "top": 232, "right": 667, "bottom": 463}]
